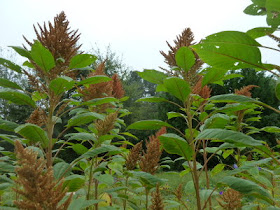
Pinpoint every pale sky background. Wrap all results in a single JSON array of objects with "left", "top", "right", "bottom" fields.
[{"left": 0, "top": 0, "right": 279, "bottom": 71}]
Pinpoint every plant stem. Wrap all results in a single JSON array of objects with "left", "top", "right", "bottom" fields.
[
  {"left": 203, "top": 140, "right": 212, "bottom": 210},
  {"left": 86, "top": 158, "right": 95, "bottom": 201},
  {"left": 145, "top": 188, "right": 149, "bottom": 210}
]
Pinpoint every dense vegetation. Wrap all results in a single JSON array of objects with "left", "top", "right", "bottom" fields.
[{"left": 1, "top": 0, "right": 280, "bottom": 209}]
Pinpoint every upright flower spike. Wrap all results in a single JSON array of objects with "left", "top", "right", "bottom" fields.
[
  {"left": 235, "top": 85, "right": 259, "bottom": 97},
  {"left": 140, "top": 127, "right": 166, "bottom": 174},
  {"left": 150, "top": 184, "right": 165, "bottom": 210},
  {"left": 125, "top": 141, "right": 143, "bottom": 170},
  {"left": 112, "top": 74, "right": 125, "bottom": 99},
  {"left": 13, "top": 141, "right": 72, "bottom": 210},
  {"left": 24, "top": 11, "right": 81, "bottom": 80}
]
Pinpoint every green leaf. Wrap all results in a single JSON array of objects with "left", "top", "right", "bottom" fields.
[
  {"left": 0, "top": 78, "right": 23, "bottom": 90},
  {"left": 0, "top": 118, "right": 18, "bottom": 132},
  {"left": 261, "top": 126, "right": 280, "bottom": 133},
  {"left": 192, "top": 31, "right": 263, "bottom": 70},
  {"left": 127, "top": 120, "right": 172, "bottom": 130},
  {"left": 68, "top": 198, "right": 101, "bottom": 210},
  {"left": 82, "top": 97, "right": 118, "bottom": 106},
  {"left": 163, "top": 77, "right": 191, "bottom": 102},
  {"left": 72, "top": 144, "right": 89, "bottom": 155},
  {"left": 247, "top": 27, "right": 276, "bottom": 39},
  {"left": 15, "top": 123, "right": 49, "bottom": 147},
  {"left": 53, "top": 162, "right": 71, "bottom": 179},
  {"left": 0, "top": 58, "right": 22, "bottom": 73},
  {"left": 23, "top": 61, "right": 35, "bottom": 68},
  {"left": 137, "top": 69, "right": 167, "bottom": 84},
  {"left": 64, "top": 175, "right": 85, "bottom": 192},
  {"left": 211, "top": 164, "right": 225, "bottom": 177},
  {"left": 244, "top": 4, "right": 267, "bottom": 15},
  {"left": 159, "top": 133, "right": 193, "bottom": 160},
  {"left": 131, "top": 171, "right": 164, "bottom": 188},
  {"left": 0, "top": 88, "right": 36, "bottom": 107},
  {"left": 202, "top": 68, "right": 228, "bottom": 86},
  {"left": 196, "top": 129, "right": 263, "bottom": 147},
  {"left": 210, "top": 94, "right": 257, "bottom": 103},
  {"left": 175, "top": 47, "right": 195, "bottom": 71},
  {"left": 49, "top": 76, "right": 75, "bottom": 95},
  {"left": 31, "top": 41, "right": 55, "bottom": 72},
  {"left": 167, "top": 112, "right": 185, "bottom": 120},
  {"left": 10, "top": 46, "right": 32, "bottom": 59},
  {"left": 77, "top": 75, "right": 111, "bottom": 86},
  {"left": 67, "top": 112, "right": 104, "bottom": 127},
  {"left": 202, "top": 114, "right": 230, "bottom": 130},
  {"left": 31, "top": 91, "right": 47, "bottom": 102},
  {"left": 66, "top": 133, "right": 97, "bottom": 141},
  {"left": 69, "top": 54, "right": 97, "bottom": 69},
  {"left": 95, "top": 174, "right": 114, "bottom": 185},
  {"left": 0, "top": 162, "right": 14, "bottom": 173},
  {"left": 136, "top": 97, "right": 168, "bottom": 103},
  {"left": 266, "top": 0, "right": 280, "bottom": 27},
  {"left": 219, "top": 176, "right": 273, "bottom": 204},
  {"left": 222, "top": 149, "right": 234, "bottom": 159},
  {"left": 81, "top": 145, "right": 121, "bottom": 159}
]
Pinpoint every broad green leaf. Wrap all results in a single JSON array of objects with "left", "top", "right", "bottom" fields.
[
  {"left": 167, "top": 112, "right": 185, "bottom": 120},
  {"left": 266, "top": 0, "right": 280, "bottom": 27},
  {"left": 131, "top": 171, "right": 164, "bottom": 188},
  {"left": 69, "top": 54, "right": 97, "bottom": 69},
  {"left": 196, "top": 129, "right": 263, "bottom": 147},
  {"left": 137, "top": 69, "right": 167, "bottom": 84},
  {"left": 219, "top": 176, "right": 273, "bottom": 204},
  {"left": 77, "top": 75, "right": 111, "bottom": 86},
  {"left": 0, "top": 119, "right": 18, "bottom": 132},
  {"left": 53, "top": 162, "right": 71, "bottom": 180},
  {"left": 72, "top": 144, "right": 89, "bottom": 155},
  {"left": 81, "top": 145, "right": 121, "bottom": 159},
  {"left": 211, "top": 164, "right": 225, "bottom": 177},
  {"left": 0, "top": 162, "right": 14, "bottom": 173},
  {"left": 202, "top": 68, "right": 228, "bottom": 86},
  {"left": 163, "top": 77, "right": 190, "bottom": 102},
  {"left": 49, "top": 76, "right": 75, "bottom": 95},
  {"left": 192, "top": 31, "right": 264, "bottom": 70},
  {"left": 66, "top": 133, "right": 97, "bottom": 141},
  {"left": 10, "top": 46, "right": 32, "bottom": 59},
  {"left": 136, "top": 97, "right": 168, "bottom": 103},
  {"left": 0, "top": 88, "right": 36, "bottom": 107},
  {"left": 210, "top": 94, "right": 257, "bottom": 103},
  {"left": 23, "top": 61, "right": 34, "bottom": 68},
  {"left": 31, "top": 91, "right": 47, "bottom": 102},
  {"left": 0, "top": 58, "right": 22, "bottom": 73},
  {"left": 159, "top": 133, "right": 193, "bottom": 160},
  {"left": 67, "top": 112, "right": 104, "bottom": 127},
  {"left": 127, "top": 120, "right": 172, "bottom": 130},
  {"left": 82, "top": 97, "right": 118, "bottom": 107},
  {"left": 31, "top": 41, "right": 55, "bottom": 72},
  {"left": 244, "top": 4, "right": 267, "bottom": 15},
  {"left": 95, "top": 174, "right": 114, "bottom": 185},
  {"left": 15, "top": 123, "right": 49, "bottom": 147},
  {"left": 247, "top": 27, "right": 276, "bottom": 39},
  {"left": 261, "top": 126, "right": 280, "bottom": 133},
  {"left": 175, "top": 47, "right": 195, "bottom": 71},
  {"left": 222, "top": 149, "right": 234, "bottom": 159},
  {"left": 64, "top": 175, "right": 85, "bottom": 192},
  {"left": 0, "top": 78, "right": 23, "bottom": 90},
  {"left": 202, "top": 113, "right": 230, "bottom": 130}
]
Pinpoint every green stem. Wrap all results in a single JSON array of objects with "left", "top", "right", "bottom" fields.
[
  {"left": 203, "top": 140, "right": 212, "bottom": 210},
  {"left": 86, "top": 158, "right": 95, "bottom": 201},
  {"left": 145, "top": 188, "right": 149, "bottom": 209}
]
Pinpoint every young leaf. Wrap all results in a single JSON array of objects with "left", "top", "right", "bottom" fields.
[
  {"left": 0, "top": 88, "right": 36, "bottom": 107},
  {"left": 77, "top": 75, "right": 111, "bottom": 86},
  {"left": 0, "top": 78, "right": 23, "bottom": 90},
  {"left": 210, "top": 94, "right": 257, "bottom": 103},
  {"left": 31, "top": 41, "right": 55, "bottom": 72},
  {"left": 72, "top": 144, "right": 89, "bottom": 155},
  {"left": 202, "top": 68, "right": 228, "bottom": 86},
  {"left": 82, "top": 97, "right": 118, "bottom": 107},
  {"left": 81, "top": 145, "right": 121, "bottom": 159},
  {"left": 175, "top": 47, "right": 195, "bottom": 71},
  {"left": 266, "top": 0, "right": 280, "bottom": 27},
  {"left": 53, "top": 162, "right": 71, "bottom": 180},
  {"left": 211, "top": 164, "right": 225, "bottom": 177},
  {"left": 247, "top": 27, "right": 276, "bottom": 39},
  {"left": 69, "top": 54, "right": 97, "bottom": 69},
  {"left": 202, "top": 113, "right": 230, "bottom": 130},
  {"left": 136, "top": 97, "right": 168, "bottom": 103},
  {"left": 192, "top": 31, "right": 264, "bottom": 70},
  {"left": 159, "top": 133, "right": 193, "bottom": 160},
  {"left": 219, "top": 176, "right": 273, "bottom": 204},
  {"left": 66, "top": 133, "right": 97, "bottom": 141},
  {"left": 0, "top": 58, "right": 22, "bottom": 73},
  {"left": 67, "top": 112, "right": 104, "bottom": 127},
  {"left": 64, "top": 175, "right": 85, "bottom": 192},
  {"left": 137, "top": 69, "right": 167, "bottom": 84},
  {"left": 244, "top": 4, "right": 267, "bottom": 15},
  {"left": 163, "top": 77, "right": 191, "bottom": 102},
  {"left": 15, "top": 123, "right": 49, "bottom": 147},
  {"left": 49, "top": 76, "right": 75, "bottom": 95},
  {"left": 10, "top": 46, "right": 32, "bottom": 60},
  {"left": 196, "top": 129, "right": 263, "bottom": 147},
  {"left": 127, "top": 120, "right": 173, "bottom": 130}
]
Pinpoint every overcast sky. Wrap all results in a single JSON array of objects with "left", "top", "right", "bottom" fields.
[{"left": 0, "top": 0, "right": 278, "bottom": 70}]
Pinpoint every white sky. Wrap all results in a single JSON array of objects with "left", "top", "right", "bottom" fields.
[{"left": 0, "top": 0, "right": 279, "bottom": 70}]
